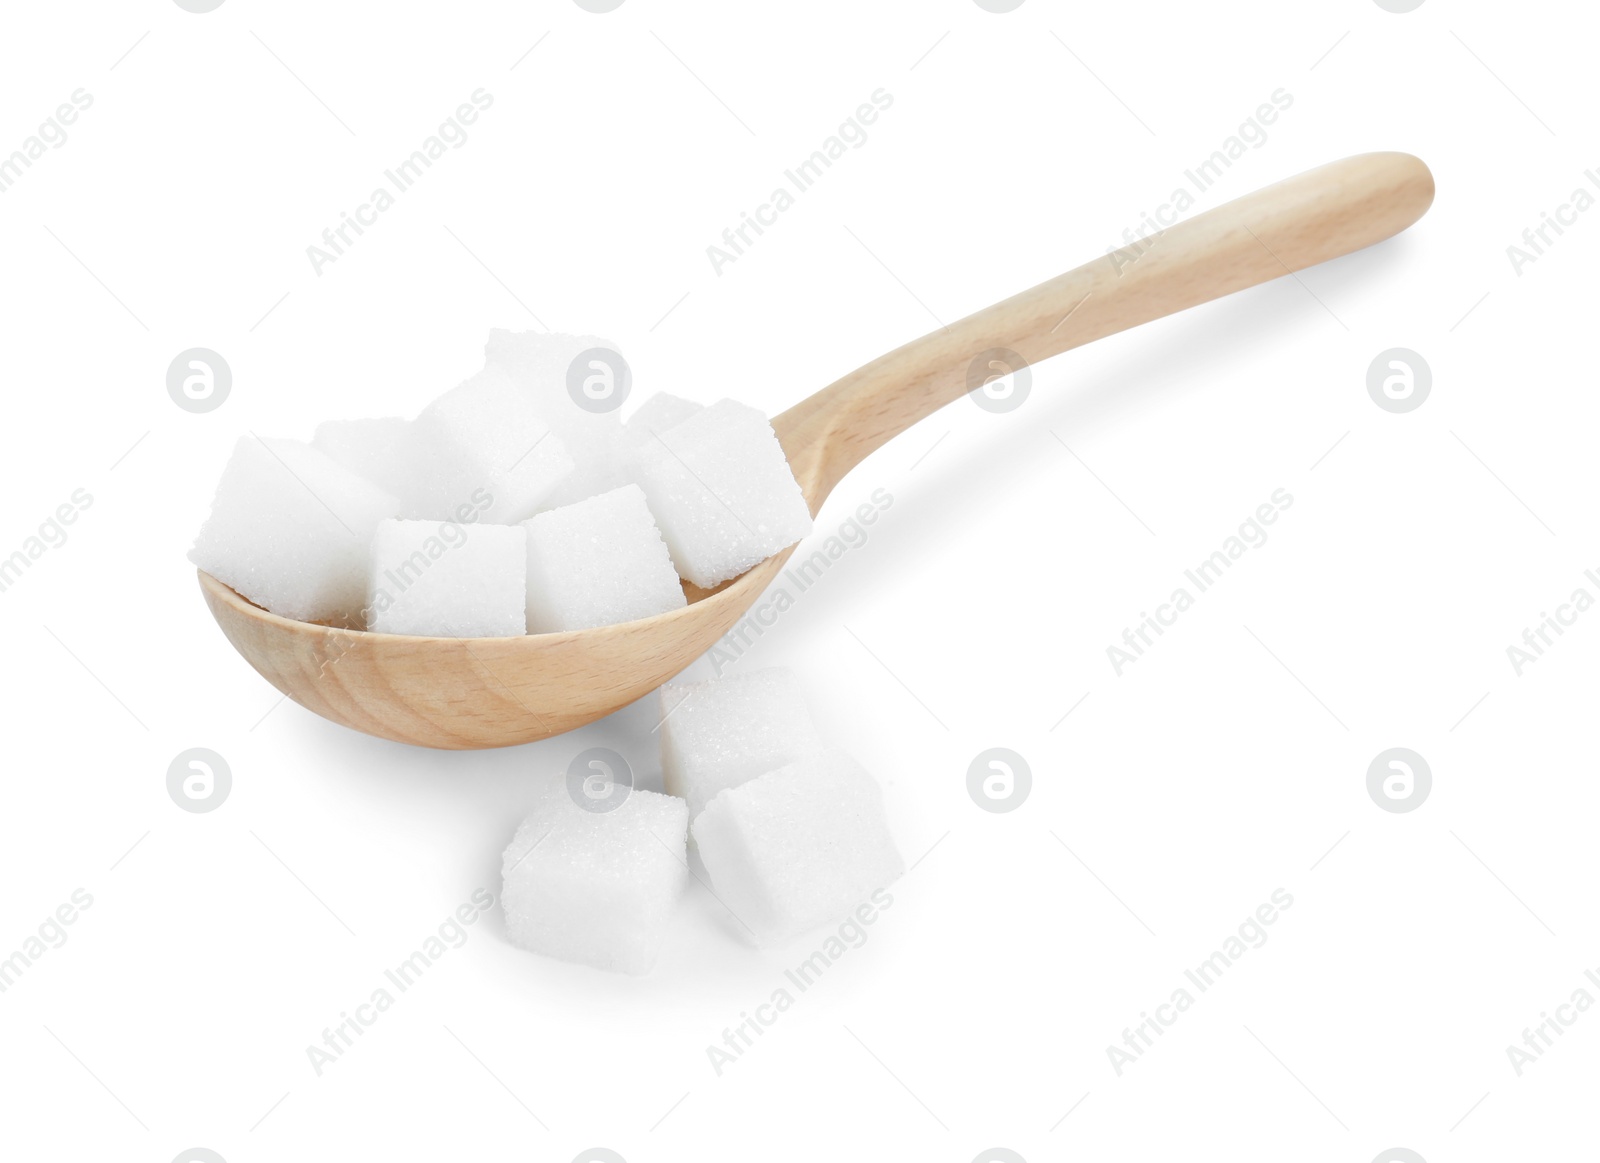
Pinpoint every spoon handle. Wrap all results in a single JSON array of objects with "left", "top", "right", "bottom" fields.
[{"left": 776, "top": 150, "right": 1434, "bottom": 509}]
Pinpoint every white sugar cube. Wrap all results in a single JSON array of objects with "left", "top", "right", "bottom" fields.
[
  {"left": 693, "top": 748, "right": 904, "bottom": 946},
  {"left": 660, "top": 668, "right": 823, "bottom": 818},
  {"left": 625, "top": 393, "right": 702, "bottom": 447},
  {"left": 189, "top": 436, "right": 399, "bottom": 625},
  {"left": 627, "top": 399, "right": 812, "bottom": 588},
  {"left": 405, "top": 368, "right": 574, "bottom": 524},
  {"left": 312, "top": 417, "right": 414, "bottom": 497},
  {"left": 523, "top": 485, "right": 686, "bottom": 633},
  {"left": 501, "top": 784, "right": 689, "bottom": 975},
  {"left": 485, "top": 330, "right": 628, "bottom": 508},
  {"left": 367, "top": 518, "right": 526, "bottom": 637}
]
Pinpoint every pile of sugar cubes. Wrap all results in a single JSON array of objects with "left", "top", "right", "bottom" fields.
[
  {"left": 501, "top": 668, "right": 904, "bottom": 974},
  {"left": 189, "top": 331, "right": 814, "bottom": 634}
]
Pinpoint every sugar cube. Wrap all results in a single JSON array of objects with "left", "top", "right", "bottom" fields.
[
  {"left": 367, "top": 518, "right": 526, "bottom": 637},
  {"left": 501, "top": 783, "right": 689, "bottom": 975},
  {"left": 625, "top": 392, "right": 702, "bottom": 447},
  {"left": 405, "top": 368, "right": 574, "bottom": 524},
  {"left": 692, "top": 748, "right": 904, "bottom": 946},
  {"left": 312, "top": 417, "right": 414, "bottom": 497},
  {"left": 660, "top": 668, "right": 824, "bottom": 818},
  {"left": 485, "top": 330, "right": 629, "bottom": 508},
  {"left": 523, "top": 485, "right": 686, "bottom": 633},
  {"left": 189, "top": 436, "right": 400, "bottom": 625},
  {"left": 627, "top": 399, "right": 812, "bottom": 588}
]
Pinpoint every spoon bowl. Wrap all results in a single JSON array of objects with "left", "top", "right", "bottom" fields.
[
  {"left": 201, "top": 151, "right": 1435, "bottom": 748},
  {"left": 199, "top": 547, "right": 796, "bottom": 749}
]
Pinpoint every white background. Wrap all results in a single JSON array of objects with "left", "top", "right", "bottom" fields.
[{"left": 1, "top": 1, "right": 1595, "bottom": 1160}]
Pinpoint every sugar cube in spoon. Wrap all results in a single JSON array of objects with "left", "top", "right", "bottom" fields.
[
  {"left": 189, "top": 436, "right": 399, "bottom": 625},
  {"left": 628, "top": 400, "right": 812, "bottom": 588},
  {"left": 367, "top": 518, "right": 526, "bottom": 637},
  {"left": 523, "top": 485, "right": 685, "bottom": 633}
]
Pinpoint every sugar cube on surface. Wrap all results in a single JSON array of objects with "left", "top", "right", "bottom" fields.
[
  {"left": 405, "top": 368, "right": 574, "bottom": 524},
  {"left": 627, "top": 399, "right": 812, "bottom": 588},
  {"left": 692, "top": 748, "right": 904, "bottom": 946},
  {"left": 189, "top": 436, "right": 400, "bottom": 625},
  {"left": 523, "top": 485, "right": 686, "bottom": 633},
  {"left": 312, "top": 417, "right": 414, "bottom": 496},
  {"left": 625, "top": 392, "right": 702, "bottom": 447},
  {"left": 368, "top": 518, "right": 526, "bottom": 637},
  {"left": 485, "top": 330, "right": 628, "bottom": 508},
  {"left": 501, "top": 784, "right": 689, "bottom": 975},
  {"left": 660, "top": 668, "right": 823, "bottom": 818}
]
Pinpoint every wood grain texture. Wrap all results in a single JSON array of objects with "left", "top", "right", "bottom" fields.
[{"left": 200, "top": 152, "right": 1434, "bottom": 749}]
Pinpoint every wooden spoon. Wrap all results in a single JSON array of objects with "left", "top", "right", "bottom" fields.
[{"left": 200, "top": 151, "right": 1434, "bottom": 749}]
